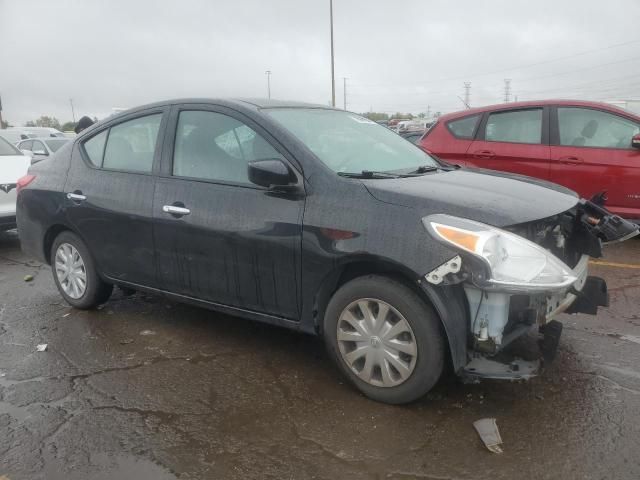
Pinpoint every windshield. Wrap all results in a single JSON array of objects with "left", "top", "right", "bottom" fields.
[
  {"left": 265, "top": 108, "right": 438, "bottom": 174},
  {"left": 45, "top": 138, "right": 70, "bottom": 152},
  {"left": 0, "top": 136, "right": 22, "bottom": 155}
]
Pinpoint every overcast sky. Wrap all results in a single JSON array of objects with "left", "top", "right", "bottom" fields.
[{"left": 1, "top": 0, "right": 639, "bottom": 125}]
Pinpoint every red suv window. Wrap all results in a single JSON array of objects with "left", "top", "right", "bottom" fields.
[{"left": 446, "top": 114, "right": 480, "bottom": 139}]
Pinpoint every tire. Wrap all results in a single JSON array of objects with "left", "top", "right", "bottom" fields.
[
  {"left": 324, "top": 275, "right": 444, "bottom": 404},
  {"left": 50, "top": 231, "right": 113, "bottom": 309}
]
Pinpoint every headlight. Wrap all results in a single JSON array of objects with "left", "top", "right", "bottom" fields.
[{"left": 423, "top": 214, "right": 577, "bottom": 291}]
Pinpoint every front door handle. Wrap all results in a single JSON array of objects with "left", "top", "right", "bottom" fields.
[
  {"left": 472, "top": 150, "right": 496, "bottom": 159},
  {"left": 162, "top": 205, "right": 191, "bottom": 217},
  {"left": 558, "top": 156, "right": 583, "bottom": 165},
  {"left": 67, "top": 192, "right": 87, "bottom": 202}
]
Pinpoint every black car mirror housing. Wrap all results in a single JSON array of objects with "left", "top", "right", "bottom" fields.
[{"left": 248, "top": 159, "right": 297, "bottom": 191}]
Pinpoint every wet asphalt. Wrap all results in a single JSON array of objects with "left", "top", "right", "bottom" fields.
[{"left": 0, "top": 229, "right": 639, "bottom": 479}]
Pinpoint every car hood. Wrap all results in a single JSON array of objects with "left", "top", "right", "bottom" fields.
[
  {"left": 0, "top": 155, "right": 30, "bottom": 185},
  {"left": 363, "top": 168, "right": 579, "bottom": 227}
]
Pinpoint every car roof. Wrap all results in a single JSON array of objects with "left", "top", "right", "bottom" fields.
[
  {"left": 117, "top": 97, "right": 332, "bottom": 114},
  {"left": 439, "top": 99, "right": 640, "bottom": 122},
  {"left": 21, "top": 137, "right": 69, "bottom": 141}
]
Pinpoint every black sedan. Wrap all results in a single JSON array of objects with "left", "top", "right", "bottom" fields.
[{"left": 16, "top": 98, "right": 638, "bottom": 404}]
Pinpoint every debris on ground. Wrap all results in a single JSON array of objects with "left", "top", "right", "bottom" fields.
[
  {"left": 23, "top": 275, "right": 34, "bottom": 282},
  {"left": 139, "top": 330, "right": 156, "bottom": 336},
  {"left": 36, "top": 344, "right": 48, "bottom": 352},
  {"left": 62, "top": 313, "right": 70, "bottom": 318},
  {"left": 120, "top": 338, "right": 135, "bottom": 345},
  {"left": 473, "top": 418, "right": 503, "bottom": 453}
]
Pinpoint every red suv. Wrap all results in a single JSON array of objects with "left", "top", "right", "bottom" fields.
[{"left": 420, "top": 100, "right": 640, "bottom": 222}]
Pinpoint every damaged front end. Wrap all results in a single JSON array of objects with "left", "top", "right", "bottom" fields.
[{"left": 422, "top": 200, "right": 639, "bottom": 381}]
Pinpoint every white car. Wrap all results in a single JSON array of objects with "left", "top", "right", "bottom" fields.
[
  {"left": 0, "top": 129, "right": 29, "bottom": 145},
  {"left": 6, "top": 126, "right": 66, "bottom": 138},
  {"left": 0, "top": 136, "right": 30, "bottom": 231},
  {"left": 17, "top": 137, "right": 70, "bottom": 164}
]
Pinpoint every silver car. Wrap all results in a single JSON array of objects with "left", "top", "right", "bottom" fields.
[{"left": 17, "top": 137, "right": 70, "bottom": 164}]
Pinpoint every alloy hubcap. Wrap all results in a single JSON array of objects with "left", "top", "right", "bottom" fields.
[
  {"left": 54, "top": 243, "right": 87, "bottom": 299},
  {"left": 337, "top": 298, "right": 417, "bottom": 388}
]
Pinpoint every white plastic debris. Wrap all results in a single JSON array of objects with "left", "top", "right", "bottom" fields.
[
  {"left": 139, "top": 330, "right": 156, "bottom": 336},
  {"left": 36, "top": 344, "right": 48, "bottom": 352},
  {"left": 473, "top": 418, "right": 503, "bottom": 453}
]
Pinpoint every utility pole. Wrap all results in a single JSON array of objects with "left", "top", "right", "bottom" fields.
[
  {"left": 265, "top": 70, "right": 272, "bottom": 99},
  {"left": 329, "top": 0, "right": 336, "bottom": 107},
  {"left": 343, "top": 77, "right": 347, "bottom": 110},
  {"left": 503, "top": 79, "right": 512, "bottom": 103},
  {"left": 69, "top": 98, "right": 76, "bottom": 123},
  {"left": 463, "top": 82, "right": 471, "bottom": 108},
  {"left": 0, "top": 94, "right": 4, "bottom": 129}
]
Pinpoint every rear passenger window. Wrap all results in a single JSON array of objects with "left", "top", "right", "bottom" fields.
[
  {"left": 485, "top": 109, "right": 542, "bottom": 144},
  {"left": 173, "top": 110, "right": 283, "bottom": 184},
  {"left": 446, "top": 115, "right": 480, "bottom": 139},
  {"left": 103, "top": 115, "right": 161, "bottom": 172}
]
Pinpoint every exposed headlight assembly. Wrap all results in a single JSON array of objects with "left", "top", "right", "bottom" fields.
[{"left": 423, "top": 214, "right": 577, "bottom": 291}]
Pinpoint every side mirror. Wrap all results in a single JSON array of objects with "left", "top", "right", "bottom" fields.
[
  {"left": 632, "top": 133, "right": 640, "bottom": 149},
  {"left": 248, "top": 159, "right": 297, "bottom": 190},
  {"left": 33, "top": 149, "right": 47, "bottom": 156},
  {"left": 21, "top": 149, "right": 34, "bottom": 157}
]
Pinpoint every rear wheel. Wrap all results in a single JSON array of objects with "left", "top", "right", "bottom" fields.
[
  {"left": 51, "top": 231, "right": 112, "bottom": 309},
  {"left": 324, "top": 275, "right": 444, "bottom": 404}
]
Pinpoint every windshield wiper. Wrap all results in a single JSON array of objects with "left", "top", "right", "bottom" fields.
[
  {"left": 407, "top": 165, "right": 440, "bottom": 174},
  {"left": 338, "top": 170, "right": 401, "bottom": 179}
]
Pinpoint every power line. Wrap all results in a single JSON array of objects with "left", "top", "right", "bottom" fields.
[
  {"left": 463, "top": 82, "right": 471, "bottom": 108},
  {"left": 343, "top": 77, "right": 348, "bottom": 110},
  {"left": 503, "top": 79, "right": 512, "bottom": 103},
  {"left": 349, "top": 37, "right": 640, "bottom": 89}
]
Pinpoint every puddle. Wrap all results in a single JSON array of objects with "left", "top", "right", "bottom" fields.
[{"left": 44, "top": 453, "right": 177, "bottom": 480}]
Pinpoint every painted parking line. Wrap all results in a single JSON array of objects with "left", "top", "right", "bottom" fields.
[{"left": 589, "top": 260, "right": 640, "bottom": 269}]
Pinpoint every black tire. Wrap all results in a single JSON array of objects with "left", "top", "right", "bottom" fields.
[
  {"left": 50, "top": 231, "right": 113, "bottom": 309},
  {"left": 324, "top": 275, "right": 444, "bottom": 404}
]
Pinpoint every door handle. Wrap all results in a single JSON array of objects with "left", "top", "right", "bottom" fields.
[
  {"left": 66, "top": 192, "right": 87, "bottom": 202},
  {"left": 558, "top": 156, "right": 583, "bottom": 165},
  {"left": 472, "top": 150, "right": 496, "bottom": 159},
  {"left": 162, "top": 205, "right": 191, "bottom": 216}
]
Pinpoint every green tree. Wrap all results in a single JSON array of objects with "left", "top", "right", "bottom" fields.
[
  {"left": 361, "top": 112, "right": 389, "bottom": 122},
  {"left": 35, "top": 116, "right": 62, "bottom": 129},
  {"left": 25, "top": 120, "right": 36, "bottom": 127},
  {"left": 61, "top": 121, "right": 77, "bottom": 132},
  {"left": 390, "top": 112, "right": 414, "bottom": 120}
]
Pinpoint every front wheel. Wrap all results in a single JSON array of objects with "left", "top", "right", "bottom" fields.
[
  {"left": 323, "top": 275, "right": 445, "bottom": 404},
  {"left": 51, "top": 231, "right": 113, "bottom": 309}
]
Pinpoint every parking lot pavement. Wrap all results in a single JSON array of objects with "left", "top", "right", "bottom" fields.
[{"left": 0, "top": 230, "right": 639, "bottom": 480}]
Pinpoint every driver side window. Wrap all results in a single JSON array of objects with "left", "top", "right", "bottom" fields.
[
  {"left": 173, "top": 110, "right": 283, "bottom": 184},
  {"left": 558, "top": 107, "right": 640, "bottom": 149}
]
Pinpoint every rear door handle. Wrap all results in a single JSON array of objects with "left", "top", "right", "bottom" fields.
[
  {"left": 558, "top": 156, "right": 583, "bottom": 165},
  {"left": 162, "top": 205, "right": 191, "bottom": 216},
  {"left": 66, "top": 192, "right": 86, "bottom": 202},
  {"left": 472, "top": 150, "right": 496, "bottom": 159}
]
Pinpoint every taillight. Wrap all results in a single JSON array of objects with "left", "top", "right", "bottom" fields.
[{"left": 16, "top": 175, "right": 36, "bottom": 194}]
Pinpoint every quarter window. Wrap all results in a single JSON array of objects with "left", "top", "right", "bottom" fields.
[
  {"left": 19, "top": 140, "right": 33, "bottom": 152},
  {"left": 83, "top": 130, "right": 107, "bottom": 166},
  {"left": 173, "top": 110, "right": 283, "bottom": 184},
  {"left": 446, "top": 115, "right": 480, "bottom": 139},
  {"left": 32, "top": 140, "right": 47, "bottom": 155},
  {"left": 485, "top": 109, "right": 543, "bottom": 144},
  {"left": 557, "top": 107, "right": 640, "bottom": 149}
]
